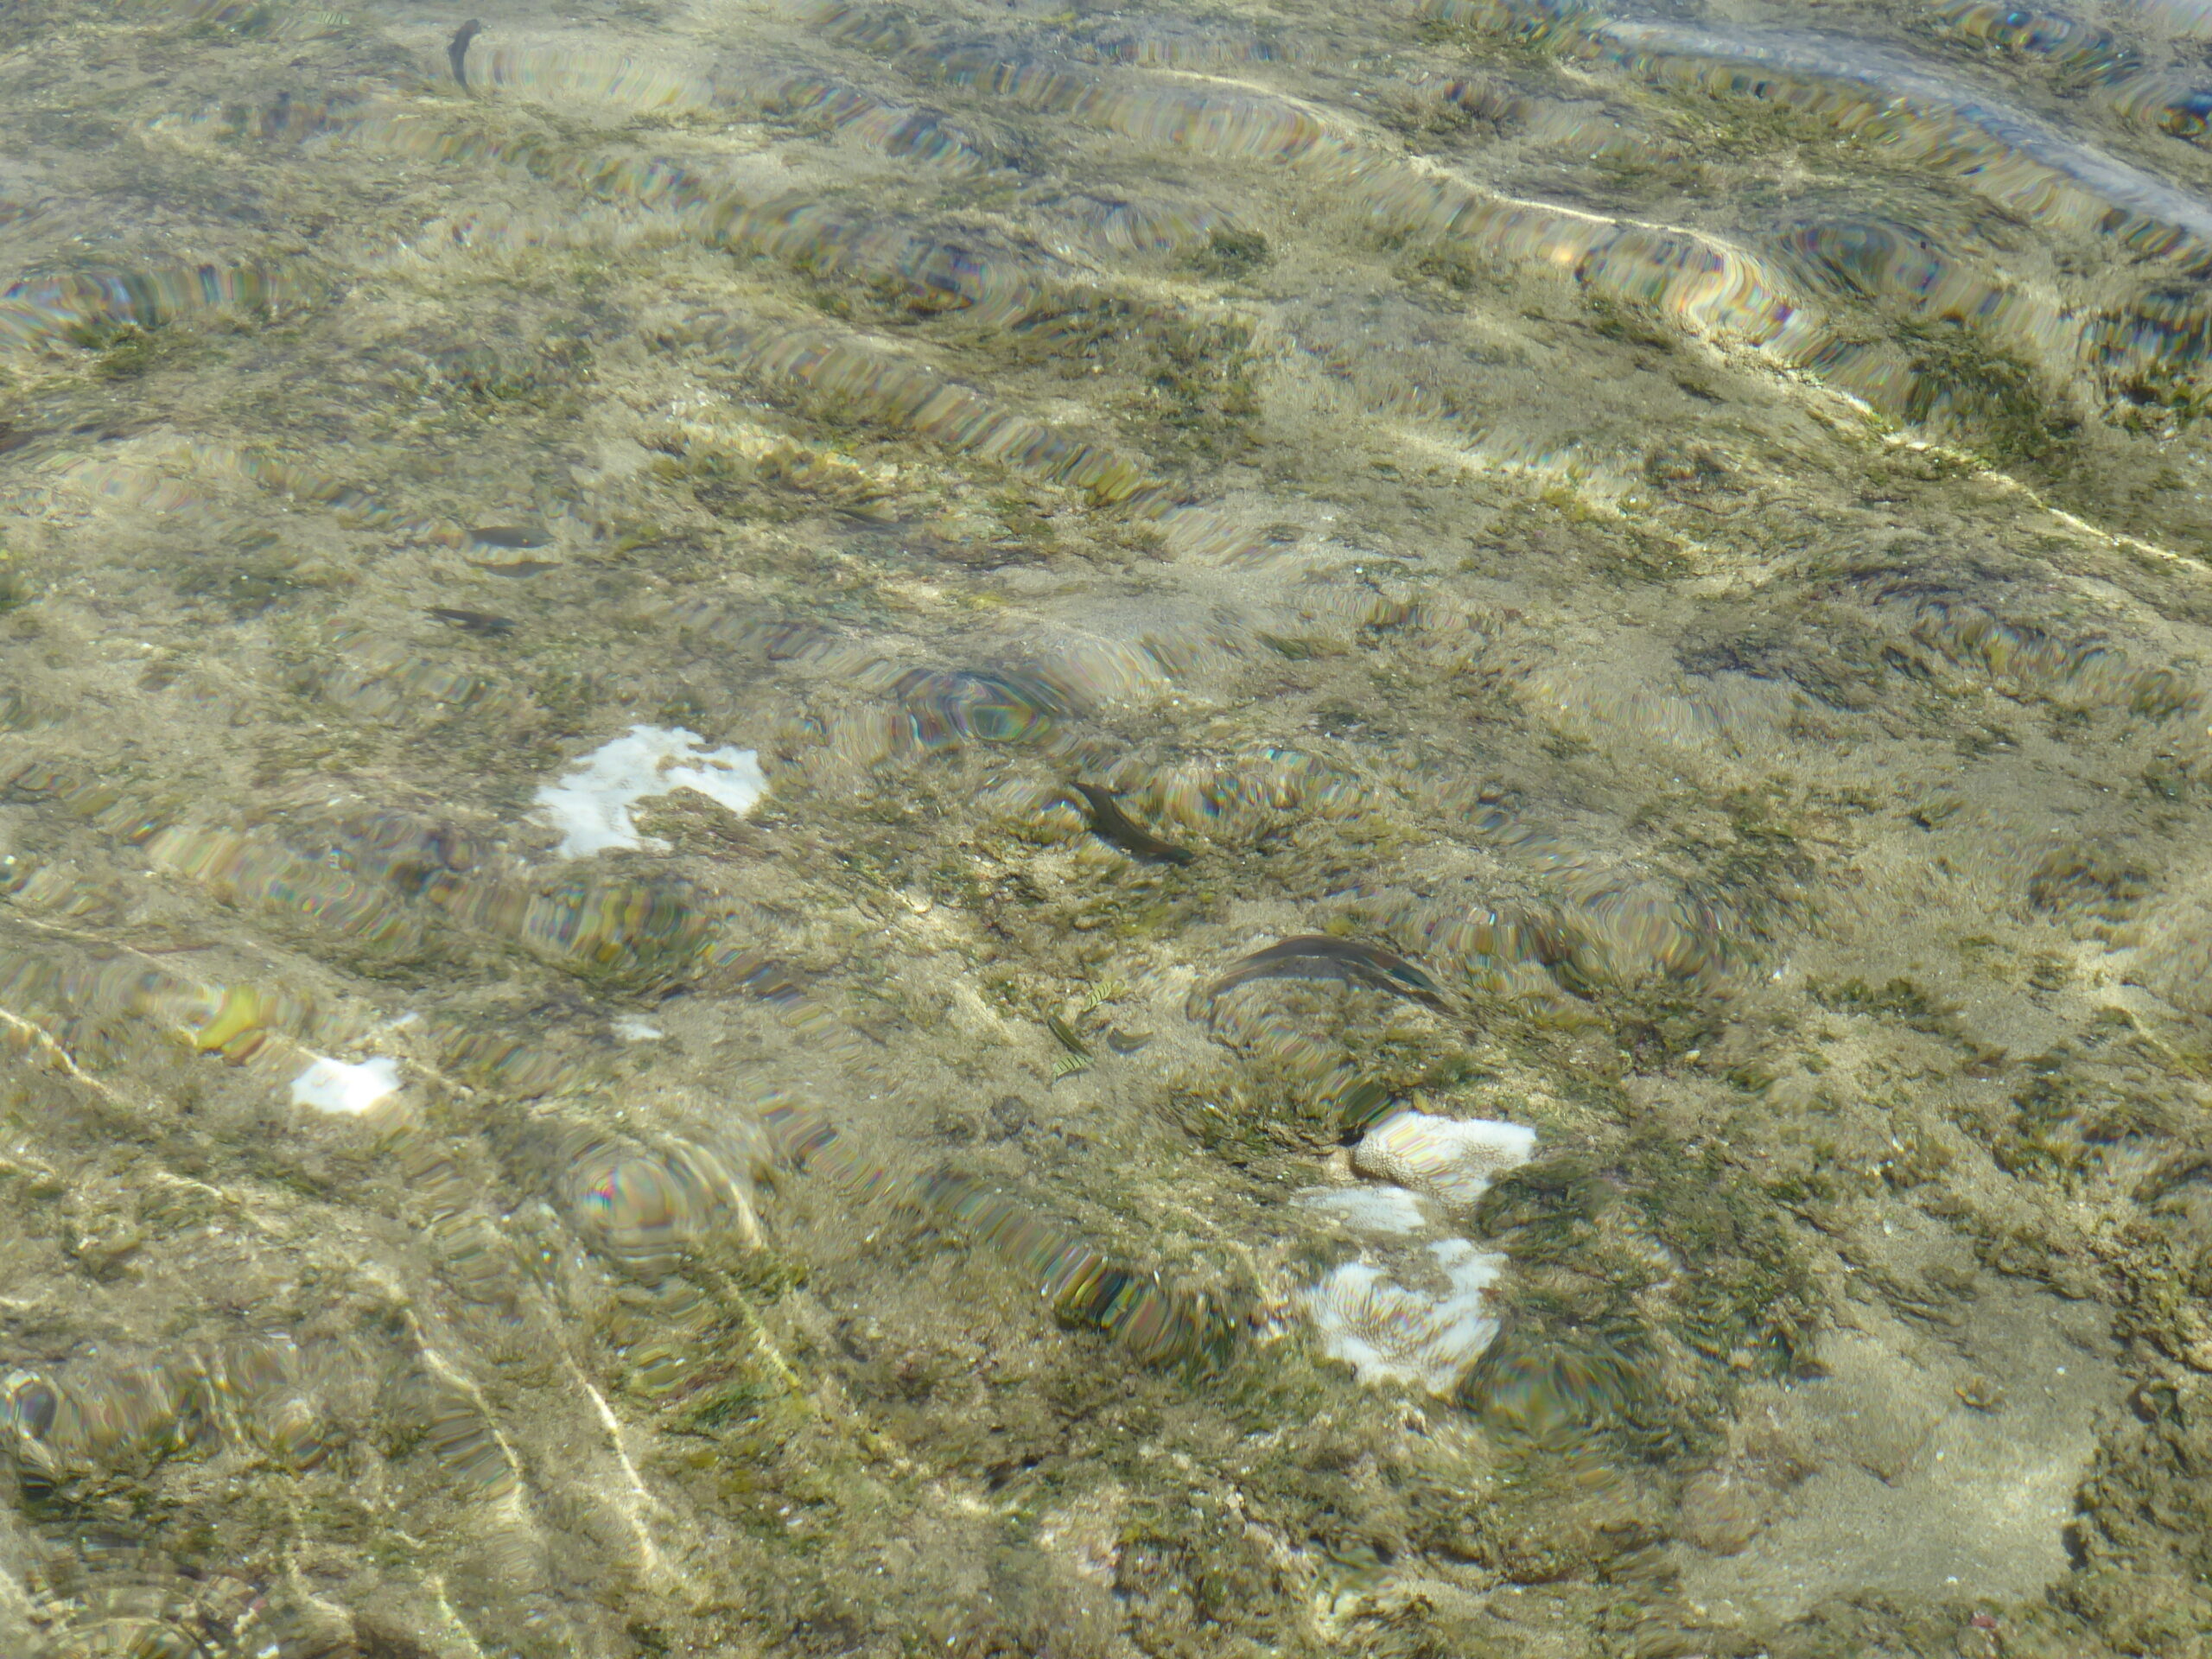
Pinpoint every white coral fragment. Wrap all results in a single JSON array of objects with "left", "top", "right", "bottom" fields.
[
  {"left": 1351, "top": 1108, "right": 1537, "bottom": 1205},
  {"left": 533, "top": 725, "right": 766, "bottom": 858},
  {"left": 289, "top": 1053, "right": 402, "bottom": 1116},
  {"left": 1299, "top": 1239, "right": 1508, "bottom": 1395}
]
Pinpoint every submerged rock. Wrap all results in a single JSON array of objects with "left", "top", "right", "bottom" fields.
[{"left": 569, "top": 1138, "right": 760, "bottom": 1276}]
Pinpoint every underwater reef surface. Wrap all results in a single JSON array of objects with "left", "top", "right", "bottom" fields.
[{"left": 2, "top": 0, "right": 2212, "bottom": 1653}]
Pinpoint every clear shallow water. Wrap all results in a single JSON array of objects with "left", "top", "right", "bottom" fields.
[{"left": 3, "top": 0, "right": 2212, "bottom": 1653}]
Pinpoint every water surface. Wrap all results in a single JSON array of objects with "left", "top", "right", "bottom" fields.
[{"left": 2, "top": 0, "right": 2211, "bottom": 1654}]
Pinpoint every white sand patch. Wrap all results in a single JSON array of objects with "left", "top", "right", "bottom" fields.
[
  {"left": 290, "top": 1053, "right": 402, "bottom": 1116},
  {"left": 533, "top": 725, "right": 766, "bottom": 857}
]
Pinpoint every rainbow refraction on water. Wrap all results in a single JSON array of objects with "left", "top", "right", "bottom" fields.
[{"left": 3, "top": 0, "right": 2212, "bottom": 1652}]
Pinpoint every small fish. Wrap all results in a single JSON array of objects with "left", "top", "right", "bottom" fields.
[
  {"left": 467, "top": 524, "right": 549, "bottom": 549},
  {"left": 1195, "top": 936, "right": 1450, "bottom": 1016},
  {"left": 1046, "top": 1014, "right": 1092, "bottom": 1059},
  {"left": 466, "top": 558, "right": 559, "bottom": 578},
  {"left": 448, "top": 19, "right": 484, "bottom": 89},
  {"left": 1072, "top": 783, "right": 1194, "bottom": 866},
  {"left": 1080, "top": 976, "right": 1127, "bottom": 1012},
  {"left": 427, "top": 606, "right": 516, "bottom": 637}
]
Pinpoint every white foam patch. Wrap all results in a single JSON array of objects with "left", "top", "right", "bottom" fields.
[
  {"left": 1300, "top": 1238, "right": 1506, "bottom": 1395},
  {"left": 1292, "top": 1185, "right": 1430, "bottom": 1236},
  {"left": 612, "top": 1018, "right": 664, "bottom": 1041},
  {"left": 1351, "top": 1109, "right": 1537, "bottom": 1205},
  {"left": 290, "top": 1053, "right": 402, "bottom": 1116},
  {"left": 533, "top": 725, "right": 766, "bottom": 858}
]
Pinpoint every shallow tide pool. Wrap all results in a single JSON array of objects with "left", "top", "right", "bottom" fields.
[{"left": 1, "top": 0, "right": 2210, "bottom": 1654}]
